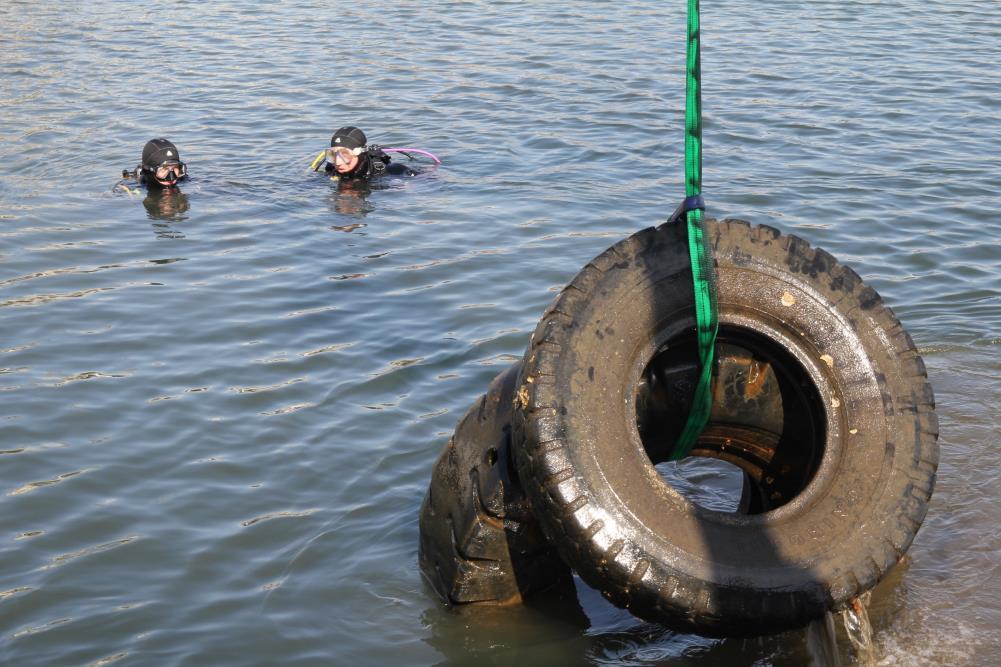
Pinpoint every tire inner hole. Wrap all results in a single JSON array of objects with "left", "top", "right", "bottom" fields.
[{"left": 635, "top": 325, "right": 827, "bottom": 514}]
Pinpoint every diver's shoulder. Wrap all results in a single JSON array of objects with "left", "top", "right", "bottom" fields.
[{"left": 385, "top": 162, "right": 419, "bottom": 177}]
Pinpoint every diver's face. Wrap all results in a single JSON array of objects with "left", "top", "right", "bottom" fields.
[{"left": 330, "top": 147, "right": 360, "bottom": 174}]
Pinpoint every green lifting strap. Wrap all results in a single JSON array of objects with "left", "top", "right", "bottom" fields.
[{"left": 671, "top": 0, "right": 719, "bottom": 460}]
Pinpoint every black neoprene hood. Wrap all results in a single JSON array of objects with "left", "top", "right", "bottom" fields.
[
  {"left": 142, "top": 138, "right": 182, "bottom": 170},
  {"left": 330, "top": 126, "right": 367, "bottom": 150}
]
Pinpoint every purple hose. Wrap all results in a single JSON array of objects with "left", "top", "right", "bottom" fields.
[{"left": 381, "top": 148, "right": 441, "bottom": 164}]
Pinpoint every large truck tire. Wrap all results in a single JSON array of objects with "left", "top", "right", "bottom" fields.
[{"left": 511, "top": 218, "right": 939, "bottom": 636}]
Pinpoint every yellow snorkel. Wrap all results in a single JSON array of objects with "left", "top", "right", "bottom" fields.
[{"left": 310, "top": 150, "right": 327, "bottom": 172}]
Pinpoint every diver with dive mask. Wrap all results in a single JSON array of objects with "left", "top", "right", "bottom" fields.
[
  {"left": 121, "top": 138, "right": 189, "bottom": 188},
  {"left": 311, "top": 126, "right": 436, "bottom": 181}
]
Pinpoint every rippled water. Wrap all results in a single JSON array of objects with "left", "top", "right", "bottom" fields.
[{"left": 2, "top": 1, "right": 999, "bottom": 665}]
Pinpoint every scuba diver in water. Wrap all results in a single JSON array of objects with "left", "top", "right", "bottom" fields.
[
  {"left": 121, "top": 138, "right": 189, "bottom": 189},
  {"left": 311, "top": 126, "right": 440, "bottom": 181},
  {"left": 116, "top": 138, "right": 190, "bottom": 226}
]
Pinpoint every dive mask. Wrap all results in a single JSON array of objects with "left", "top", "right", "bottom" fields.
[
  {"left": 153, "top": 161, "right": 187, "bottom": 184},
  {"left": 326, "top": 146, "right": 364, "bottom": 164}
]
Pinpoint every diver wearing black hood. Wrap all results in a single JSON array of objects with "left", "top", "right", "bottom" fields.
[
  {"left": 317, "top": 126, "right": 418, "bottom": 180},
  {"left": 122, "top": 138, "right": 189, "bottom": 188}
]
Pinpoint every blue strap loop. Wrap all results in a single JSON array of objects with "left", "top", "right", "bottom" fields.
[{"left": 668, "top": 194, "right": 706, "bottom": 223}]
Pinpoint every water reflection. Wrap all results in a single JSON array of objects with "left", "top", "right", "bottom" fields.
[
  {"left": 328, "top": 178, "right": 376, "bottom": 218},
  {"left": 323, "top": 160, "right": 437, "bottom": 221},
  {"left": 143, "top": 187, "right": 190, "bottom": 239},
  {"left": 143, "top": 187, "right": 190, "bottom": 221},
  {"left": 421, "top": 583, "right": 590, "bottom": 666}
]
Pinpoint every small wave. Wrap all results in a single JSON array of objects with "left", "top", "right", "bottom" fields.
[
  {"left": 241, "top": 509, "right": 316, "bottom": 527},
  {"left": 8, "top": 469, "right": 90, "bottom": 496}
]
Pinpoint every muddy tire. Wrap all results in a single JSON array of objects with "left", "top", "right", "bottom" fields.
[
  {"left": 419, "top": 363, "right": 572, "bottom": 605},
  {"left": 512, "top": 219, "right": 938, "bottom": 636}
]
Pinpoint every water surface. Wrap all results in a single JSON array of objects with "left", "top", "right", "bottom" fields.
[{"left": 2, "top": 1, "right": 999, "bottom": 665}]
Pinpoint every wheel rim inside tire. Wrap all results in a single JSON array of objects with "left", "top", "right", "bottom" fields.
[{"left": 635, "top": 324, "right": 827, "bottom": 514}]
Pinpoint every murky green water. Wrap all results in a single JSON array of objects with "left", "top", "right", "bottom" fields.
[{"left": 2, "top": 1, "right": 999, "bottom": 664}]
